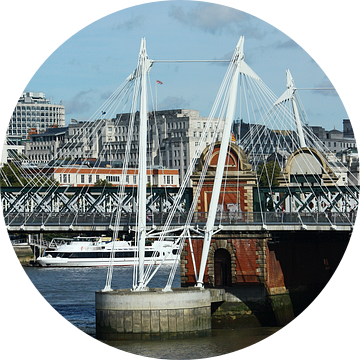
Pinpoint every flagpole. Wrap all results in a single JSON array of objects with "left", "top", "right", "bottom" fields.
[{"left": 155, "top": 80, "right": 157, "bottom": 112}]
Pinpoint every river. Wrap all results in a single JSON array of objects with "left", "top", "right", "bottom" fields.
[{"left": 24, "top": 266, "right": 280, "bottom": 359}]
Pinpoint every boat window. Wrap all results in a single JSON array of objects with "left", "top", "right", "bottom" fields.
[
  {"left": 55, "top": 252, "right": 71, "bottom": 258},
  {"left": 145, "top": 251, "right": 160, "bottom": 258},
  {"left": 69, "top": 252, "right": 107, "bottom": 258},
  {"left": 115, "top": 251, "right": 135, "bottom": 258}
]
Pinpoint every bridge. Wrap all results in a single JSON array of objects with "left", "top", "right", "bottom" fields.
[
  {"left": 4, "top": 210, "right": 355, "bottom": 233},
  {"left": 2, "top": 184, "right": 356, "bottom": 233},
  {"left": 2, "top": 35, "right": 358, "bottom": 298}
]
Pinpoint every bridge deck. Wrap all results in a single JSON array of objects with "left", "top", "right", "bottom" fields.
[{"left": 4, "top": 211, "right": 355, "bottom": 233}]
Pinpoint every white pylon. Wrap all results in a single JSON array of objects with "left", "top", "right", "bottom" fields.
[
  {"left": 274, "top": 69, "right": 307, "bottom": 148},
  {"left": 196, "top": 36, "right": 245, "bottom": 287},
  {"left": 136, "top": 38, "right": 153, "bottom": 291}
]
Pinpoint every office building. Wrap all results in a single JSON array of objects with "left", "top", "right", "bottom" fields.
[{"left": 7, "top": 92, "right": 65, "bottom": 142}]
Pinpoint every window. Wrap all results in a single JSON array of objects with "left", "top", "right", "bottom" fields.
[
  {"left": 197, "top": 122, "right": 200, "bottom": 128},
  {"left": 81, "top": 175, "right": 85, "bottom": 183},
  {"left": 133, "top": 175, "right": 136, "bottom": 184}
]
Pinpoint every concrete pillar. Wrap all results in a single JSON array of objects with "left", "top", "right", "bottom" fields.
[{"left": 96, "top": 287, "right": 211, "bottom": 340}]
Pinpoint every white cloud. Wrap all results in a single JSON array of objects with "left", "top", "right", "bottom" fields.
[
  {"left": 113, "top": 15, "right": 145, "bottom": 31},
  {"left": 158, "top": 96, "right": 191, "bottom": 110},
  {"left": 64, "top": 90, "right": 95, "bottom": 115},
  {"left": 168, "top": 3, "right": 262, "bottom": 37},
  {"left": 313, "top": 78, "right": 338, "bottom": 97}
]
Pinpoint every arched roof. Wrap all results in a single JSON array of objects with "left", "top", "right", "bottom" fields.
[
  {"left": 197, "top": 141, "right": 252, "bottom": 172},
  {"left": 280, "top": 147, "right": 338, "bottom": 185}
]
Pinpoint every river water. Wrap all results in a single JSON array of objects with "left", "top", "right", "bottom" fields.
[{"left": 24, "top": 266, "right": 280, "bottom": 359}]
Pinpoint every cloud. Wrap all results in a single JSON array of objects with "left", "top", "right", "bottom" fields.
[
  {"left": 64, "top": 90, "right": 94, "bottom": 115},
  {"left": 274, "top": 39, "right": 298, "bottom": 49},
  {"left": 168, "top": 3, "right": 263, "bottom": 37},
  {"left": 312, "top": 78, "right": 338, "bottom": 97},
  {"left": 158, "top": 96, "right": 191, "bottom": 110},
  {"left": 211, "top": 51, "right": 234, "bottom": 66},
  {"left": 113, "top": 15, "right": 145, "bottom": 31}
]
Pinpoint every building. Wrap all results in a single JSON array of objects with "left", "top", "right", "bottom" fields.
[
  {"left": 343, "top": 119, "right": 354, "bottom": 138},
  {"left": 7, "top": 92, "right": 65, "bottom": 142},
  {"left": 1, "top": 139, "right": 25, "bottom": 165},
  {"left": 310, "top": 119, "right": 356, "bottom": 153},
  {"left": 24, "top": 109, "right": 224, "bottom": 185},
  {"left": 24, "top": 165, "right": 179, "bottom": 188},
  {"left": 24, "top": 127, "right": 67, "bottom": 164}
]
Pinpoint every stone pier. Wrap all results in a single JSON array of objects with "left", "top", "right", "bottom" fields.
[{"left": 96, "top": 287, "right": 211, "bottom": 340}]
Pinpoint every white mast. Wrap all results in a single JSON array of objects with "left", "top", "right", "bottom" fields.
[
  {"left": 196, "top": 37, "right": 245, "bottom": 287},
  {"left": 274, "top": 69, "right": 306, "bottom": 148},
  {"left": 136, "top": 38, "right": 152, "bottom": 290}
]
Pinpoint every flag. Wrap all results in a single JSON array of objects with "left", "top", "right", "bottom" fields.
[
  {"left": 156, "top": 80, "right": 163, "bottom": 85},
  {"left": 231, "top": 133, "right": 236, "bottom": 142}
]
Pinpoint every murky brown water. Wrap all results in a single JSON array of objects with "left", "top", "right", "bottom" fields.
[
  {"left": 104, "top": 327, "right": 280, "bottom": 359},
  {"left": 25, "top": 266, "right": 280, "bottom": 359}
]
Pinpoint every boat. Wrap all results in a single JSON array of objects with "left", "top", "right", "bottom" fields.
[{"left": 36, "top": 236, "right": 180, "bottom": 267}]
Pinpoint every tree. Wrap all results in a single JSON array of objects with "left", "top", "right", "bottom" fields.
[
  {"left": 257, "top": 160, "right": 281, "bottom": 187},
  {"left": 94, "top": 179, "right": 113, "bottom": 187},
  {"left": 0, "top": 163, "right": 58, "bottom": 187},
  {"left": 0, "top": 163, "right": 25, "bottom": 186}
]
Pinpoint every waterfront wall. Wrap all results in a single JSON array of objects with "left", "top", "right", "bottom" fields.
[{"left": 13, "top": 245, "right": 33, "bottom": 265}]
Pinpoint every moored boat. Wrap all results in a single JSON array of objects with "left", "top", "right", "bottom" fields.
[{"left": 36, "top": 236, "right": 179, "bottom": 267}]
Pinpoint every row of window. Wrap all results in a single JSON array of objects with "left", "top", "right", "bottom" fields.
[
  {"left": 12, "top": 113, "right": 62, "bottom": 118},
  {"left": 58, "top": 173, "right": 175, "bottom": 185},
  {"left": 164, "top": 159, "right": 186, "bottom": 167},
  {"left": 327, "top": 141, "right": 356, "bottom": 148},
  {"left": 15, "top": 105, "right": 64, "bottom": 111},
  {"left": 52, "top": 251, "right": 161, "bottom": 258}
]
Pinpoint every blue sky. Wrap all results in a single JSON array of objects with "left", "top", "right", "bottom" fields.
[{"left": 22, "top": 1, "right": 347, "bottom": 130}]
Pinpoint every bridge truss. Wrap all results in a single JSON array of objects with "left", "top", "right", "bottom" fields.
[
  {"left": 1, "top": 186, "right": 192, "bottom": 215},
  {"left": 254, "top": 186, "right": 359, "bottom": 213}
]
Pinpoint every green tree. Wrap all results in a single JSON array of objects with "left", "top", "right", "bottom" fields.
[
  {"left": 257, "top": 160, "right": 281, "bottom": 187},
  {"left": 0, "top": 163, "right": 58, "bottom": 187},
  {"left": 0, "top": 163, "right": 27, "bottom": 186},
  {"left": 94, "top": 179, "right": 113, "bottom": 187}
]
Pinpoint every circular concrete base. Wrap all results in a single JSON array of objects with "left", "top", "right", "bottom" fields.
[{"left": 96, "top": 287, "right": 211, "bottom": 340}]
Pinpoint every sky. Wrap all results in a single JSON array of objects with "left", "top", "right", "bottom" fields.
[{"left": 14, "top": 1, "right": 348, "bottom": 131}]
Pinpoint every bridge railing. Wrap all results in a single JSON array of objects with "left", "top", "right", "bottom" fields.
[{"left": 4, "top": 211, "right": 356, "bottom": 228}]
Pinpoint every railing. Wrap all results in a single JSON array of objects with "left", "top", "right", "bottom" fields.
[{"left": 4, "top": 211, "right": 356, "bottom": 228}]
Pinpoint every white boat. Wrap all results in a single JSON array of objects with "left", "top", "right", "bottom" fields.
[{"left": 36, "top": 236, "right": 180, "bottom": 267}]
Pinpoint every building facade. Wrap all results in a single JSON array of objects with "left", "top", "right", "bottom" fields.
[
  {"left": 25, "top": 166, "right": 179, "bottom": 188},
  {"left": 310, "top": 119, "right": 356, "bottom": 153},
  {"left": 24, "top": 109, "right": 224, "bottom": 186},
  {"left": 25, "top": 127, "right": 67, "bottom": 164},
  {"left": 7, "top": 92, "right": 65, "bottom": 142}
]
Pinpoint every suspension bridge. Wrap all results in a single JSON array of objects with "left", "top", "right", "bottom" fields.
[
  {"left": 1, "top": 35, "right": 357, "bottom": 259},
  {"left": 2, "top": 35, "right": 358, "bottom": 337}
]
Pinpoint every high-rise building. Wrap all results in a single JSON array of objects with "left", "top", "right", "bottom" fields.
[{"left": 7, "top": 92, "right": 65, "bottom": 142}]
